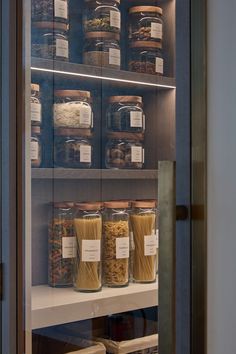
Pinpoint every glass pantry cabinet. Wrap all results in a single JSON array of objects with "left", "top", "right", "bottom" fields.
[{"left": 1, "top": 0, "right": 207, "bottom": 354}]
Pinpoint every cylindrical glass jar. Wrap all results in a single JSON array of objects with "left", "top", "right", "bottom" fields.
[
  {"left": 48, "top": 202, "right": 76, "bottom": 287},
  {"left": 32, "top": 22, "right": 69, "bottom": 61},
  {"left": 83, "top": 32, "right": 120, "bottom": 69},
  {"left": 32, "top": 0, "right": 69, "bottom": 24},
  {"left": 105, "top": 132, "right": 144, "bottom": 169},
  {"left": 74, "top": 202, "right": 102, "bottom": 292},
  {"left": 102, "top": 201, "right": 130, "bottom": 287},
  {"left": 129, "top": 41, "right": 163, "bottom": 75},
  {"left": 83, "top": 0, "right": 120, "bottom": 34},
  {"left": 53, "top": 90, "right": 93, "bottom": 129},
  {"left": 31, "top": 126, "right": 42, "bottom": 167},
  {"left": 129, "top": 6, "right": 163, "bottom": 43},
  {"left": 106, "top": 96, "right": 145, "bottom": 133},
  {"left": 54, "top": 128, "right": 93, "bottom": 168},
  {"left": 31, "top": 83, "right": 42, "bottom": 126},
  {"left": 130, "top": 201, "right": 157, "bottom": 283}
]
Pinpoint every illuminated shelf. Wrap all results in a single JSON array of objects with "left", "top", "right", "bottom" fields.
[{"left": 32, "top": 282, "right": 158, "bottom": 329}]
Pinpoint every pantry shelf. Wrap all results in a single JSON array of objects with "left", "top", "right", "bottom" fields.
[{"left": 32, "top": 282, "right": 158, "bottom": 329}]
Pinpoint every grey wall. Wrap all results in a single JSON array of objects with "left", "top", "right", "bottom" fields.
[{"left": 207, "top": 1, "right": 236, "bottom": 353}]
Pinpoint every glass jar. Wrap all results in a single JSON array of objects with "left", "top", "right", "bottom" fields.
[
  {"left": 53, "top": 90, "right": 93, "bottom": 129},
  {"left": 103, "top": 201, "right": 130, "bottom": 287},
  {"left": 32, "top": 22, "right": 69, "bottom": 61},
  {"left": 74, "top": 202, "right": 102, "bottom": 292},
  {"left": 32, "top": 0, "right": 69, "bottom": 24},
  {"left": 129, "top": 41, "right": 163, "bottom": 76},
  {"left": 31, "top": 83, "right": 42, "bottom": 126},
  {"left": 106, "top": 96, "right": 145, "bottom": 133},
  {"left": 83, "top": 32, "right": 120, "bottom": 69},
  {"left": 31, "top": 126, "right": 42, "bottom": 167},
  {"left": 130, "top": 201, "right": 157, "bottom": 283},
  {"left": 54, "top": 128, "right": 93, "bottom": 168},
  {"left": 105, "top": 132, "right": 144, "bottom": 169},
  {"left": 48, "top": 202, "right": 76, "bottom": 287},
  {"left": 83, "top": 0, "right": 121, "bottom": 34},
  {"left": 129, "top": 6, "right": 163, "bottom": 43}
]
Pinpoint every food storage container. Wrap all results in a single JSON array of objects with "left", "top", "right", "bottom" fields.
[
  {"left": 31, "top": 126, "right": 42, "bottom": 167},
  {"left": 74, "top": 202, "right": 102, "bottom": 292},
  {"left": 53, "top": 90, "right": 93, "bottom": 129},
  {"left": 102, "top": 201, "right": 130, "bottom": 287},
  {"left": 83, "top": 32, "right": 120, "bottom": 69},
  {"left": 106, "top": 96, "right": 145, "bottom": 133},
  {"left": 31, "top": 83, "right": 42, "bottom": 126},
  {"left": 32, "top": 0, "right": 69, "bottom": 24}
]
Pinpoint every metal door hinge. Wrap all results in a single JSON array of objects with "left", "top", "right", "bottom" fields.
[{"left": 176, "top": 205, "right": 189, "bottom": 220}]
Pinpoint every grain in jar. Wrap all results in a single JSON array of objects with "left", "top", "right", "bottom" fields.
[
  {"left": 31, "top": 83, "right": 42, "bottom": 126},
  {"left": 31, "top": 126, "right": 42, "bottom": 167},
  {"left": 32, "top": 0, "right": 69, "bottom": 24}
]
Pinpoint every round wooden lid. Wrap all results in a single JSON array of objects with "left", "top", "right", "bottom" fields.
[
  {"left": 31, "top": 83, "right": 40, "bottom": 92},
  {"left": 75, "top": 202, "right": 102, "bottom": 211},
  {"left": 103, "top": 201, "right": 129, "bottom": 209},
  {"left": 32, "top": 21, "right": 68, "bottom": 32},
  {"left": 132, "top": 200, "right": 156, "bottom": 208},
  {"left": 31, "top": 126, "right": 41, "bottom": 135},
  {"left": 54, "top": 128, "right": 93, "bottom": 138},
  {"left": 54, "top": 90, "right": 91, "bottom": 99},
  {"left": 129, "top": 6, "right": 162, "bottom": 15},
  {"left": 130, "top": 41, "right": 162, "bottom": 49},
  {"left": 85, "top": 32, "right": 120, "bottom": 40},
  {"left": 107, "top": 131, "right": 144, "bottom": 141},
  {"left": 108, "top": 96, "right": 142, "bottom": 104}
]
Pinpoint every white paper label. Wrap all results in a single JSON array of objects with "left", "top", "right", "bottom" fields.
[
  {"left": 130, "top": 232, "right": 135, "bottom": 250},
  {"left": 31, "top": 103, "right": 42, "bottom": 122},
  {"left": 55, "top": 0, "right": 68, "bottom": 19},
  {"left": 62, "top": 237, "right": 76, "bottom": 258},
  {"left": 116, "top": 237, "right": 129, "bottom": 259},
  {"left": 30, "top": 141, "right": 39, "bottom": 160},
  {"left": 144, "top": 235, "right": 157, "bottom": 256},
  {"left": 110, "top": 10, "right": 121, "bottom": 29},
  {"left": 143, "top": 148, "right": 145, "bottom": 164},
  {"left": 155, "top": 57, "right": 164, "bottom": 74},
  {"left": 80, "top": 106, "right": 92, "bottom": 126},
  {"left": 82, "top": 240, "right": 101, "bottom": 262},
  {"left": 131, "top": 146, "right": 143, "bottom": 163},
  {"left": 151, "top": 22, "right": 163, "bottom": 39},
  {"left": 143, "top": 115, "right": 146, "bottom": 130},
  {"left": 130, "top": 111, "right": 143, "bottom": 128},
  {"left": 156, "top": 229, "right": 159, "bottom": 248},
  {"left": 80, "top": 145, "right": 92, "bottom": 163},
  {"left": 56, "top": 39, "right": 69, "bottom": 58},
  {"left": 109, "top": 48, "right": 120, "bottom": 66}
]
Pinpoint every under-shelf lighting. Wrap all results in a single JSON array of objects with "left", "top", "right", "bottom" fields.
[{"left": 31, "top": 67, "right": 176, "bottom": 89}]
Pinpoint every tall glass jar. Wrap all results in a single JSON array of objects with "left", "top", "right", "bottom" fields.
[
  {"left": 74, "top": 202, "right": 102, "bottom": 292},
  {"left": 32, "top": 22, "right": 69, "bottom": 61},
  {"left": 103, "top": 201, "right": 130, "bottom": 287},
  {"left": 32, "top": 0, "right": 69, "bottom": 24},
  {"left": 130, "top": 201, "right": 157, "bottom": 283},
  {"left": 106, "top": 96, "right": 145, "bottom": 133},
  {"left": 31, "top": 83, "right": 42, "bottom": 126},
  {"left": 48, "top": 202, "right": 76, "bottom": 287},
  {"left": 31, "top": 126, "right": 42, "bottom": 167},
  {"left": 53, "top": 90, "right": 93, "bottom": 129},
  {"left": 83, "top": 32, "right": 121, "bottom": 69},
  {"left": 83, "top": 0, "right": 120, "bottom": 34}
]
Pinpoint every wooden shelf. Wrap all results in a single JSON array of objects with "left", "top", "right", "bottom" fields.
[
  {"left": 32, "top": 282, "right": 158, "bottom": 329},
  {"left": 31, "top": 168, "right": 158, "bottom": 180}
]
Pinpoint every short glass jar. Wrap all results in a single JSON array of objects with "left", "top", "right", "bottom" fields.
[
  {"left": 53, "top": 90, "right": 93, "bottom": 129},
  {"left": 83, "top": 32, "right": 120, "bottom": 69},
  {"left": 31, "top": 83, "right": 42, "bottom": 126},
  {"left": 103, "top": 201, "right": 130, "bottom": 287},
  {"left": 54, "top": 128, "right": 93, "bottom": 168},
  {"left": 32, "top": 0, "right": 69, "bottom": 24},
  {"left": 31, "top": 126, "right": 42, "bottom": 168},
  {"left": 105, "top": 132, "right": 144, "bottom": 169},
  {"left": 106, "top": 96, "right": 145, "bottom": 133},
  {"left": 48, "top": 202, "right": 76, "bottom": 287},
  {"left": 130, "top": 200, "right": 157, "bottom": 283},
  {"left": 74, "top": 202, "right": 102, "bottom": 292},
  {"left": 129, "top": 41, "right": 163, "bottom": 75},
  {"left": 32, "top": 22, "right": 69, "bottom": 61},
  {"left": 129, "top": 6, "right": 163, "bottom": 43}
]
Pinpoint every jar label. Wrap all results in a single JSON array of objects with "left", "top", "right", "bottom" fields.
[
  {"left": 31, "top": 102, "right": 42, "bottom": 122},
  {"left": 131, "top": 146, "right": 143, "bottom": 163},
  {"left": 130, "top": 111, "right": 143, "bottom": 128},
  {"left": 30, "top": 141, "right": 39, "bottom": 160},
  {"left": 151, "top": 22, "right": 163, "bottom": 39},
  {"left": 156, "top": 229, "right": 159, "bottom": 248},
  {"left": 155, "top": 57, "right": 164, "bottom": 74},
  {"left": 130, "top": 231, "right": 135, "bottom": 250},
  {"left": 56, "top": 39, "right": 69, "bottom": 58},
  {"left": 109, "top": 48, "right": 120, "bottom": 66},
  {"left": 82, "top": 240, "right": 101, "bottom": 262},
  {"left": 116, "top": 237, "right": 130, "bottom": 259},
  {"left": 110, "top": 10, "right": 121, "bottom": 29},
  {"left": 143, "top": 148, "right": 145, "bottom": 164},
  {"left": 80, "top": 106, "right": 92, "bottom": 126},
  {"left": 62, "top": 237, "right": 76, "bottom": 258},
  {"left": 144, "top": 235, "right": 157, "bottom": 256},
  {"left": 55, "top": 0, "right": 68, "bottom": 20},
  {"left": 80, "top": 145, "right": 92, "bottom": 163}
]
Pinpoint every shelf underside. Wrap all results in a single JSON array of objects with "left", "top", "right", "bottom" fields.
[{"left": 32, "top": 282, "right": 158, "bottom": 329}]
